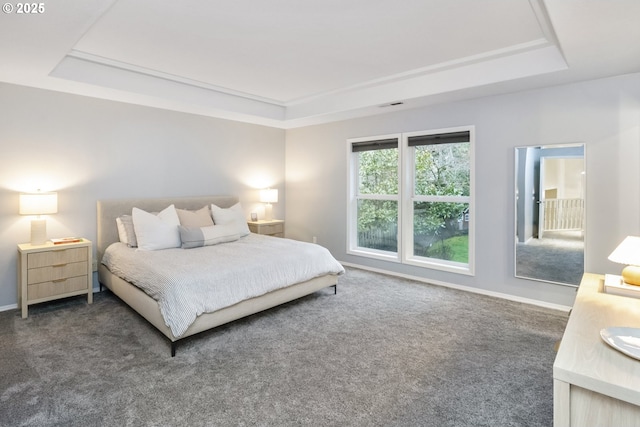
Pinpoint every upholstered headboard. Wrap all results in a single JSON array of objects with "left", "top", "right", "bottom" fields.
[{"left": 96, "top": 195, "right": 239, "bottom": 262}]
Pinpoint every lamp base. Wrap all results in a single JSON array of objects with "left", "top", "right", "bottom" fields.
[
  {"left": 622, "top": 265, "right": 640, "bottom": 286},
  {"left": 31, "top": 218, "right": 47, "bottom": 245},
  {"left": 264, "top": 203, "right": 273, "bottom": 221}
]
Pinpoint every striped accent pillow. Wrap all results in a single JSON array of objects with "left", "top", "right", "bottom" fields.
[{"left": 179, "top": 223, "right": 242, "bottom": 249}]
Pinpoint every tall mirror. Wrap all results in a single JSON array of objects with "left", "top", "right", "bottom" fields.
[{"left": 515, "top": 144, "right": 585, "bottom": 286}]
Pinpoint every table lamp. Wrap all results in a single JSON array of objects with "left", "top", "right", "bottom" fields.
[
  {"left": 19, "top": 191, "right": 58, "bottom": 245},
  {"left": 608, "top": 236, "right": 640, "bottom": 286},
  {"left": 260, "top": 188, "right": 278, "bottom": 221}
]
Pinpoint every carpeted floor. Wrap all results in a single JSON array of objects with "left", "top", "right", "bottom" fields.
[
  {"left": 516, "top": 230, "right": 584, "bottom": 286},
  {"left": 0, "top": 268, "right": 568, "bottom": 426}
]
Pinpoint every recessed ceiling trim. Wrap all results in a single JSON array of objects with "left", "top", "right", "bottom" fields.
[
  {"left": 67, "top": 49, "right": 286, "bottom": 107},
  {"left": 528, "top": 0, "right": 563, "bottom": 52},
  {"left": 285, "top": 43, "right": 568, "bottom": 122},
  {"left": 50, "top": 54, "right": 286, "bottom": 121},
  {"left": 67, "top": 37, "right": 554, "bottom": 111},
  {"left": 286, "top": 38, "right": 554, "bottom": 106},
  {"left": 48, "top": 39, "right": 568, "bottom": 128}
]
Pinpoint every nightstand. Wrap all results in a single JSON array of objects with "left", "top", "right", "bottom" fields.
[
  {"left": 247, "top": 219, "right": 284, "bottom": 237},
  {"left": 18, "top": 239, "right": 93, "bottom": 318}
]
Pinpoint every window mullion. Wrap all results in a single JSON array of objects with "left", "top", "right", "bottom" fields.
[
  {"left": 413, "top": 195, "right": 471, "bottom": 203},
  {"left": 356, "top": 194, "right": 398, "bottom": 201},
  {"left": 401, "top": 138, "right": 413, "bottom": 265}
]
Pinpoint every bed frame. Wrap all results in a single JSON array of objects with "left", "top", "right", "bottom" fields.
[{"left": 97, "top": 195, "right": 338, "bottom": 356}]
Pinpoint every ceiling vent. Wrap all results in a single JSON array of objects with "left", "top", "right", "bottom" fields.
[{"left": 379, "top": 101, "right": 404, "bottom": 108}]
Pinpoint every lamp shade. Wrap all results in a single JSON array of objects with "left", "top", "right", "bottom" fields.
[
  {"left": 19, "top": 192, "right": 58, "bottom": 215},
  {"left": 609, "top": 236, "right": 640, "bottom": 266},
  {"left": 260, "top": 189, "right": 278, "bottom": 204},
  {"left": 609, "top": 236, "right": 640, "bottom": 286}
]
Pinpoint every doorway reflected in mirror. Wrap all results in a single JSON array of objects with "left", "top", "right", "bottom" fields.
[{"left": 515, "top": 144, "right": 585, "bottom": 286}]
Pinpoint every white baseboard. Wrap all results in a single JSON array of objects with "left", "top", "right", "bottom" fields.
[
  {"left": 1, "top": 267, "right": 570, "bottom": 314},
  {"left": 0, "top": 284, "right": 104, "bottom": 313},
  {"left": 0, "top": 303, "right": 18, "bottom": 312},
  {"left": 340, "top": 261, "right": 572, "bottom": 313}
]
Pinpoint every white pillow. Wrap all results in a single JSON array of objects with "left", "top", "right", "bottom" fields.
[
  {"left": 211, "top": 203, "right": 250, "bottom": 236},
  {"left": 132, "top": 204, "right": 181, "bottom": 250}
]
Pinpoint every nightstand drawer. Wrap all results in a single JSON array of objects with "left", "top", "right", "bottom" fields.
[
  {"left": 27, "top": 247, "right": 88, "bottom": 268},
  {"left": 247, "top": 220, "right": 285, "bottom": 237},
  {"left": 27, "top": 275, "right": 88, "bottom": 300},
  {"left": 261, "top": 223, "right": 284, "bottom": 235},
  {"left": 27, "top": 261, "right": 88, "bottom": 285}
]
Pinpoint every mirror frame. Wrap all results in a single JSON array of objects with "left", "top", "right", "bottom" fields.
[{"left": 514, "top": 143, "right": 586, "bottom": 287}]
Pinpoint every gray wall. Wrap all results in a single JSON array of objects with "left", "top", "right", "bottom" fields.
[
  {"left": 2, "top": 73, "right": 639, "bottom": 310},
  {"left": 0, "top": 83, "right": 285, "bottom": 308},
  {"left": 285, "top": 73, "right": 640, "bottom": 307}
]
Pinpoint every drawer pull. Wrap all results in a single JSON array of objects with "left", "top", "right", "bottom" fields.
[
  {"left": 52, "top": 278, "right": 67, "bottom": 283},
  {"left": 52, "top": 263, "right": 68, "bottom": 268}
]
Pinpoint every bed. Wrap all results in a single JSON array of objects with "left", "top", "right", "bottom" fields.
[{"left": 97, "top": 195, "right": 344, "bottom": 356}]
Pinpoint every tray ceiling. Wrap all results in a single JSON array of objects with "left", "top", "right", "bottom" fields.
[{"left": 1, "top": 0, "right": 639, "bottom": 128}]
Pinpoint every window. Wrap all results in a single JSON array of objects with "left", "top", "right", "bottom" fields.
[
  {"left": 348, "top": 127, "right": 474, "bottom": 274},
  {"left": 403, "top": 129, "right": 473, "bottom": 274},
  {"left": 347, "top": 134, "right": 400, "bottom": 261}
]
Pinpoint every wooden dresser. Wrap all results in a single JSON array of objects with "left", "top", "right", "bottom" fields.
[{"left": 553, "top": 273, "right": 640, "bottom": 426}]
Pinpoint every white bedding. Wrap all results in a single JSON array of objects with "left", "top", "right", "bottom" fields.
[{"left": 102, "top": 233, "right": 344, "bottom": 337}]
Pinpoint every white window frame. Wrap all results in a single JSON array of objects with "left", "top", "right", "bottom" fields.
[
  {"left": 346, "top": 133, "right": 401, "bottom": 263},
  {"left": 402, "top": 126, "right": 475, "bottom": 275},
  {"left": 347, "top": 126, "right": 475, "bottom": 276}
]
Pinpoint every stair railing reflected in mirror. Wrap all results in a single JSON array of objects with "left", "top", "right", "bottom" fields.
[{"left": 515, "top": 144, "right": 585, "bottom": 286}]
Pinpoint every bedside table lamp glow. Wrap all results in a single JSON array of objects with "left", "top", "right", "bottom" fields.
[
  {"left": 260, "top": 188, "right": 278, "bottom": 221},
  {"left": 608, "top": 236, "right": 640, "bottom": 286},
  {"left": 19, "top": 191, "right": 58, "bottom": 245}
]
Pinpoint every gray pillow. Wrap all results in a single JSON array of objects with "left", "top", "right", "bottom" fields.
[
  {"left": 116, "top": 215, "right": 138, "bottom": 247},
  {"left": 179, "top": 223, "right": 242, "bottom": 249}
]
